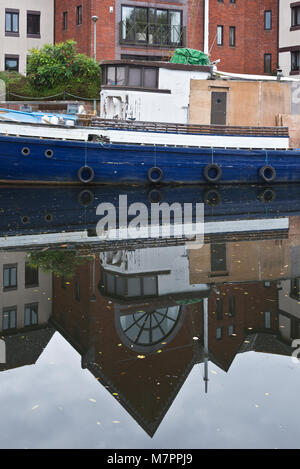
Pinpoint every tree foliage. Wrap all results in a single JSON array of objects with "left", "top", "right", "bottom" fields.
[
  {"left": 27, "top": 249, "right": 91, "bottom": 278},
  {"left": 26, "top": 40, "right": 101, "bottom": 94}
]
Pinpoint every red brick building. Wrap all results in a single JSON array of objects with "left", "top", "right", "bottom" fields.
[{"left": 54, "top": 0, "right": 278, "bottom": 75}]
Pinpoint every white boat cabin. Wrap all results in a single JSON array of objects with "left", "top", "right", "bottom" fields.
[{"left": 100, "top": 59, "right": 211, "bottom": 123}]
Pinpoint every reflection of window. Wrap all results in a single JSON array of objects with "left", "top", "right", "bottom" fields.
[
  {"left": 228, "top": 324, "right": 235, "bottom": 336},
  {"left": 5, "top": 10, "right": 19, "bottom": 35},
  {"left": 210, "top": 244, "right": 227, "bottom": 273},
  {"left": 103, "top": 270, "right": 158, "bottom": 298},
  {"left": 291, "top": 51, "right": 300, "bottom": 73},
  {"left": 5, "top": 56, "right": 19, "bottom": 72},
  {"left": 24, "top": 303, "right": 38, "bottom": 327},
  {"left": 120, "top": 306, "right": 181, "bottom": 346},
  {"left": 3, "top": 264, "right": 17, "bottom": 290},
  {"left": 264, "top": 311, "right": 271, "bottom": 329},
  {"left": 104, "top": 65, "right": 158, "bottom": 88},
  {"left": 216, "top": 327, "right": 222, "bottom": 340},
  {"left": 27, "top": 12, "right": 40, "bottom": 36},
  {"left": 121, "top": 6, "right": 183, "bottom": 46},
  {"left": 290, "top": 278, "right": 300, "bottom": 300},
  {"left": 25, "top": 262, "right": 39, "bottom": 288},
  {"left": 216, "top": 299, "right": 223, "bottom": 320},
  {"left": 3, "top": 307, "right": 16, "bottom": 331},
  {"left": 229, "top": 296, "right": 235, "bottom": 317}
]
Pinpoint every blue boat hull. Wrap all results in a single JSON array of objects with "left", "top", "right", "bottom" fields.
[{"left": 0, "top": 134, "right": 300, "bottom": 185}]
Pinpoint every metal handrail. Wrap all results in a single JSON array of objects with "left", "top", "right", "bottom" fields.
[{"left": 119, "top": 20, "right": 185, "bottom": 47}]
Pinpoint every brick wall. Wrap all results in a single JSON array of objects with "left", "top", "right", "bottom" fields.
[
  {"left": 55, "top": 0, "right": 278, "bottom": 74},
  {"left": 209, "top": 0, "right": 278, "bottom": 74}
]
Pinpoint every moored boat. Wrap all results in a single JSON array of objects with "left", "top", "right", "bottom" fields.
[{"left": 0, "top": 117, "right": 297, "bottom": 185}]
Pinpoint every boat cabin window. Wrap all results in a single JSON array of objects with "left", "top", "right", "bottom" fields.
[{"left": 103, "top": 64, "right": 159, "bottom": 89}]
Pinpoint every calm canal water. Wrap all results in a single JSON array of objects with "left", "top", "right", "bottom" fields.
[{"left": 0, "top": 184, "right": 300, "bottom": 449}]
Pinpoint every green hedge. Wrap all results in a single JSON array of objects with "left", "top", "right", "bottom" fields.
[{"left": 0, "top": 41, "right": 101, "bottom": 101}]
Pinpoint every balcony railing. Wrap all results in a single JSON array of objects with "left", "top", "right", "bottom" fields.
[{"left": 119, "top": 21, "right": 186, "bottom": 47}]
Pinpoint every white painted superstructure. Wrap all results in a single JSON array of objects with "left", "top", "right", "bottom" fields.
[{"left": 0, "top": 121, "right": 290, "bottom": 149}]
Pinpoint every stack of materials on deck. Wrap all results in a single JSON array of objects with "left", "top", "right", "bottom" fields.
[{"left": 170, "top": 48, "right": 210, "bottom": 66}]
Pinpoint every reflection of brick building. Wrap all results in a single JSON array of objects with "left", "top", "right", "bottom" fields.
[
  {"left": 51, "top": 248, "right": 292, "bottom": 436},
  {"left": 54, "top": 0, "right": 278, "bottom": 74}
]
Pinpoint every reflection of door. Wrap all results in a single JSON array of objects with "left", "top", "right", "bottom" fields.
[{"left": 211, "top": 92, "right": 227, "bottom": 125}]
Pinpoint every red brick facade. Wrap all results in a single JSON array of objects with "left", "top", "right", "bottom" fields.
[
  {"left": 54, "top": 0, "right": 278, "bottom": 76},
  {"left": 208, "top": 0, "right": 278, "bottom": 74}
]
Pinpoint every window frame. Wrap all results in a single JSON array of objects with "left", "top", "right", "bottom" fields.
[
  {"left": 264, "top": 53, "right": 272, "bottom": 74},
  {"left": 27, "top": 10, "right": 41, "bottom": 38},
  {"left": 291, "top": 5, "right": 300, "bottom": 28},
  {"left": 291, "top": 50, "right": 300, "bottom": 73},
  {"left": 63, "top": 11, "right": 68, "bottom": 30},
  {"left": 120, "top": 5, "right": 183, "bottom": 47},
  {"left": 264, "top": 10, "right": 272, "bottom": 30},
  {"left": 76, "top": 5, "right": 83, "bottom": 25},
  {"left": 229, "top": 26, "right": 236, "bottom": 46},
  {"left": 217, "top": 25, "right": 223, "bottom": 46},
  {"left": 5, "top": 9, "right": 19, "bottom": 37},
  {"left": 103, "top": 64, "right": 159, "bottom": 89}
]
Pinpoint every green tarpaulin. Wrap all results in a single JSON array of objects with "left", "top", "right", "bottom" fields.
[{"left": 170, "top": 48, "right": 210, "bottom": 66}]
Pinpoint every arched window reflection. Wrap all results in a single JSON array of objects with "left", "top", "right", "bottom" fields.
[{"left": 120, "top": 306, "right": 182, "bottom": 348}]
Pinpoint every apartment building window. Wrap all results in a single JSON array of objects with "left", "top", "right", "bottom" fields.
[
  {"left": 291, "top": 6, "right": 300, "bottom": 27},
  {"left": 5, "top": 9, "right": 19, "bottom": 36},
  {"left": 4, "top": 55, "right": 19, "bottom": 72},
  {"left": 121, "top": 6, "right": 183, "bottom": 46},
  {"left": 2, "top": 307, "right": 16, "bottom": 331},
  {"left": 63, "top": 11, "right": 68, "bottom": 30},
  {"left": 217, "top": 25, "right": 223, "bottom": 45},
  {"left": 291, "top": 51, "right": 300, "bottom": 73},
  {"left": 3, "top": 264, "right": 17, "bottom": 290},
  {"left": 27, "top": 11, "right": 40, "bottom": 37},
  {"left": 264, "top": 53, "right": 272, "bottom": 73},
  {"left": 25, "top": 262, "right": 39, "bottom": 288},
  {"left": 264, "top": 10, "right": 272, "bottom": 30},
  {"left": 24, "top": 303, "right": 38, "bottom": 327},
  {"left": 229, "top": 26, "right": 236, "bottom": 46},
  {"left": 77, "top": 5, "right": 82, "bottom": 25}
]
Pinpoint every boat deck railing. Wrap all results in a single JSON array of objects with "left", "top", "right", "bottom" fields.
[{"left": 86, "top": 117, "right": 289, "bottom": 137}]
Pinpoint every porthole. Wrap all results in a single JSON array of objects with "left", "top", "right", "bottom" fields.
[
  {"left": 45, "top": 149, "right": 54, "bottom": 158},
  {"left": 45, "top": 214, "right": 53, "bottom": 222},
  {"left": 21, "top": 147, "right": 30, "bottom": 156},
  {"left": 21, "top": 216, "right": 29, "bottom": 224}
]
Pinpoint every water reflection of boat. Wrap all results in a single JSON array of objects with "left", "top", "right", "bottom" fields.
[{"left": 1, "top": 184, "right": 300, "bottom": 238}]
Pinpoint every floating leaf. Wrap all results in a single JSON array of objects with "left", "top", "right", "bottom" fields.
[
  {"left": 137, "top": 355, "right": 145, "bottom": 359},
  {"left": 89, "top": 398, "right": 96, "bottom": 403},
  {"left": 157, "top": 349, "right": 162, "bottom": 354},
  {"left": 32, "top": 405, "right": 39, "bottom": 410},
  {"left": 112, "top": 393, "right": 118, "bottom": 396}
]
